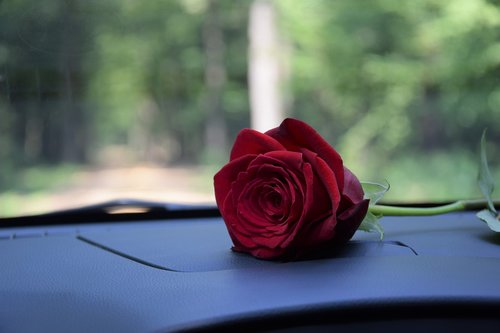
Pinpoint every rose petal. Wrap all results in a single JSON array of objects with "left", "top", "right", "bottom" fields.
[
  {"left": 334, "top": 199, "right": 370, "bottom": 245},
  {"left": 278, "top": 149, "right": 341, "bottom": 249},
  {"left": 251, "top": 150, "right": 303, "bottom": 170},
  {"left": 230, "top": 151, "right": 310, "bottom": 252},
  {"left": 214, "top": 154, "right": 256, "bottom": 210},
  {"left": 293, "top": 213, "right": 336, "bottom": 251},
  {"left": 266, "top": 118, "right": 345, "bottom": 190},
  {"left": 301, "top": 148, "right": 341, "bottom": 212},
  {"left": 247, "top": 246, "right": 286, "bottom": 260},
  {"left": 343, "top": 167, "right": 364, "bottom": 203},
  {"left": 232, "top": 163, "right": 292, "bottom": 231},
  {"left": 227, "top": 167, "right": 296, "bottom": 253},
  {"left": 230, "top": 128, "right": 285, "bottom": 161},
  {"left": 221, "top": 192, "right": 258, "bottom": 250},
  {"left": 281, "top": 162, "right": 315, "bottom": 248}
]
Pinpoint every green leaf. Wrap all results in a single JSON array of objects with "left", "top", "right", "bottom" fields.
[
  {"left": 359, "top": 211, "right": 384, "bottom": 240},
  {"left": 477, "top": 209, "right": 500, "bottom": 232},
  {"left": 478, "top": 130, "right": 496, "bottom": 213},
  {"left": 361, "top": 181, "right": 390, "bottom": 206}
]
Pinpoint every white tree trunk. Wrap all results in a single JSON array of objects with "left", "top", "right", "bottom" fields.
[{"left": 248, "top": 0, "right": 284, "bottom": 132}]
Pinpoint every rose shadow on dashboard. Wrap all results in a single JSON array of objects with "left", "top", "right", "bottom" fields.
[{"left": 479, "top": 232, "right": 500, "bottom": 246}]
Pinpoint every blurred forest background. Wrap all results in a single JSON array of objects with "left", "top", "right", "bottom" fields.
[{"left": 0, "top": 0, "right": 499, "bottom": 216}]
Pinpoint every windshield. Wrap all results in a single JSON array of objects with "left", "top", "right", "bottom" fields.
[{"left": 0, "top": 0, "right": 499, "bottom": 218}]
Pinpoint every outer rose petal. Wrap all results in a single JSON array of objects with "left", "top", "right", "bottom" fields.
[
  {"left": 214, "top": 154, "right": 256, "bottom": 210},
  {"left": 337, "top": 167, "right": 365, "bottom": 215},
  {"left": 301, "top": 148, "right": 341, "bottom": 211},
  {"left": 333, "top": 199, "right": 369, "bottom": 245},
  {"left": 230, "top": 128, "right": 285, "bottom": 161},
  {"left": 343, "top": 167, "right": 364, "bottom": 203},
  {"left": 235, "top": 244, "right": 286, "bottom": 260},
  {"left": 286, "top": 149, "right": 341, "bottom": 250},
  {"left": 266, "top": 118, "right": 345, "bottom": 190}
]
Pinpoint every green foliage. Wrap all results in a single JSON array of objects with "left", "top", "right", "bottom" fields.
[
  {"left": 0, "top": 164, "right": 80, "bottom": 217},
  {"left": 355, "top": 149, "right": 500, "bottom": 203},
  {"left": 2, "top": 165, "right": 80, "bottom": 193},
  {"left": 277, "top": 0, "right": 500, "bottom": 170},
  {"left": 1, "top": 0, "right": 500, "bottom": 215}
]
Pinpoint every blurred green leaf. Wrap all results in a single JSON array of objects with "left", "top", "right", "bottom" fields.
[
  {"left": 361, "top": 180, "right": 390, "bottom": 206},
  {"left": 359, "top": 211, "right": 384, "bottom": 240},
  {"left": 476, "top": 209, "right": 500, "bottom": 232},
  {"left": 478, "top": 130, "right": 496, "bottom": 213}
]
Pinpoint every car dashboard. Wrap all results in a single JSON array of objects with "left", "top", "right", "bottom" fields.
[{"left": 1, "top": 208, "right": 500, "bottom": 332}]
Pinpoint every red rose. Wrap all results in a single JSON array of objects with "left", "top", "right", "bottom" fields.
[{"left": 214, "top": 118, "right": 369, "bottom": 260}]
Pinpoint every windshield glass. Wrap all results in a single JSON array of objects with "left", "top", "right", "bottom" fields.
[{"left": 0, "top": 0, "right": 499, "bottom": 217}]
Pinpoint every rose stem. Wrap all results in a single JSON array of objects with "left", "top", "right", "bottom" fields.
[{"left": 369, "top": 199, "right": 500, "bottom": 216}]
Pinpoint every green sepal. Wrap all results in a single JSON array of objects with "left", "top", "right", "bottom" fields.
[
  {"left": 476, "top": 209, "right": 500, "bottom": 232},
  {"left": 361, "top": 180, "right": 390, "bottom": 206},
  {"left": 478, "top": 130, "right": 496, "bottom": 213},
  {"left": 359, "top": 211, "right": 384, "bottom": 240},
  {"left": 359, "top": 180, "right": 388, "bottom": 239}
]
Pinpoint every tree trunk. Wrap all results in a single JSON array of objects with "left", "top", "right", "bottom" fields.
[
  {"left": 248, "top": 0, "right": 285, "bottom": 132},
  {"left": 202, "top": 0, "right": 227, "bottom": 161}
]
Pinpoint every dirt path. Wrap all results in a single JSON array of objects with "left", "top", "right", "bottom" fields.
[{"left": 3, "top": 165, "right": 217, "bottom": 216}]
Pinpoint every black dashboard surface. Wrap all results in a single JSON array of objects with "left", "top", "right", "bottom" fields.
[{"left": 1, "top": 212, "right": 500, "bottom": 332}]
